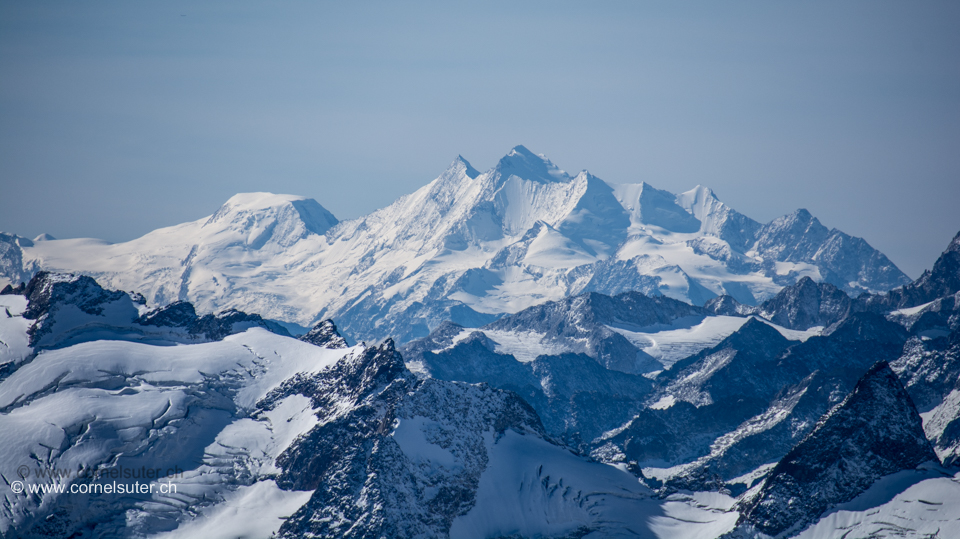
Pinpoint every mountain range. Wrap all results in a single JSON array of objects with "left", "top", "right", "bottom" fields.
[
  {"left": 1, "top": 146, "right": 958, "bottom": 538},
  {"left": 0, "top": 146, "right": 909, "bottom": 344}
]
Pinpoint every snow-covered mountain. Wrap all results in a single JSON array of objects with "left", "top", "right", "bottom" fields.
[
  {"left": 401, "top": 229, "right": 960, "bottom": 523},
  {"left": 3, "top": 255, "right": 960, "bottom": 538},
  {"left": 1, "top": 274, "right": 752, "bottom": 539},
  {"left": 3, "top": 147, "right": 959, "bottom": 538},
  {"left": 0, "top": 146, "right": 910, "bottom": 344}
]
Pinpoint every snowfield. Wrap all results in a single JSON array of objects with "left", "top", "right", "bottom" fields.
[{"left": 0, "top": 326, "right": 357, "bottom": 537}]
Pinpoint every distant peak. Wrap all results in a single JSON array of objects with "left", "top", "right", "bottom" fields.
[
  {"left": 33, "top": 233, "right": 56, "bottom": 242},
  {"left": 689, "top": 185, "right": 719, "bottom": 200},
  {"left": 448, "top": 155, "right": 480, "bottom": 180},
  {"left": 495, "top": 145, "right": 569, "bottom": 183},
  {"left": 222, "top": 192, "right": 313, "bottom": 211},
  {"left": 507, "top": 144, "right": 533, "bottom": 156},
  {"left": 210, "top": 192, "right": 339, "bottom": 236},
  {"left": 947, "top": 230, "right": 960, "bottom": 253}
]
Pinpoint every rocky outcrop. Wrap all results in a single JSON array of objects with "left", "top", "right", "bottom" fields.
[
  {"left": 857, "top": 230, "right": 960, "bottom": 312},
  {"left": 20, "top": 271, "right": 289, "bottom": 349},
  {"left": 735, "top": 361, "right": 938, "bottom": 538},
  {"left": 260, "top": 340, "right": 549, "bottom": 539},
  {"left": 299, "top": 319, "right": 349, "bottom": 349},
  {"left": 704, "top": 277, "right": 851, "bottom": 330}
]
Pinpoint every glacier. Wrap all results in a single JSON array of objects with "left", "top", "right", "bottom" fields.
[
  {"left": 0, "top": 225, "right": 959, "bottom": 538},
  {"left": 0, "top": 145, "right": 910, "bottom": 344},
  {"left": 1, "top": 148, "right": 959, "bottom": 538}
]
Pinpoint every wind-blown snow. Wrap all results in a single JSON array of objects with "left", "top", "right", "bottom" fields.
[
  {"left": 0, "top": 327, "right": 356, "bottom": 536},
  {"left": 480, "top": 329, "right": 577, "bottom": 362},
  {"left": 391, "top": 416, "right": 458, "bottom": 469},
  {"left": 0, "top": 295, "right": 30, "bottom": 368}
]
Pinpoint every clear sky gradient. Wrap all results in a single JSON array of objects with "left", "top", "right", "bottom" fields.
[{"left": 1, "top": 1, "right": 958, "bottom": 278}]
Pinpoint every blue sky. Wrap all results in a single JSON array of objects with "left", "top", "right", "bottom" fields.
[{"left": 1, "top": 1, "right": 958, "bottom": 278}]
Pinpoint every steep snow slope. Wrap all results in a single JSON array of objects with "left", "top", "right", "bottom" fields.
[
  {"left": 794, "top": 465, "right": 960, "bottom": 539},
  {"left": 0, "top": 275, "right": 752, "bottom": 539},
  {"left": 0, "top": 327, "right": 358, "bottom": 538},
  {"left": 5, "top": 146, "right": 909, "bottom": 343}
]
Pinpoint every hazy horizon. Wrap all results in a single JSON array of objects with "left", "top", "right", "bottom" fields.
[{"left": 2, "top": 1, "right": 958, "bottom": 278}]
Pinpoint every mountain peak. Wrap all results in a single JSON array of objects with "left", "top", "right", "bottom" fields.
[
  {"left": 495, "top": 145, "right": 569, "bottom": 183},
  {"left": 209, "top": 192, "right": 339, "bottom": 238},
  {"left": 948, "top": 230, "right": 960, "bottom": 253},
  {"left": 736, "top": 361, "right": 937, "bottom": 537},
  {"left": 221, "top": 192, "right": 314, "bottom": 211},
  {"left": 449, "top": 155, "right": 480, "bottom": 180},
  {"left": 792, "top": 208, "right": 815, "bottom": 221},
  {"left": 682, "top": 184, "right": 719, "bottom": 202}
]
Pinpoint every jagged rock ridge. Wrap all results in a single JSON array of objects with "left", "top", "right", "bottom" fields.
[{"left": 735, "top": 361, "right": 938, "bottom": 538}]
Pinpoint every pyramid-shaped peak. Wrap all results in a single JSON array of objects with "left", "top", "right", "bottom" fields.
[
  {"left": 300, "top": 319, "right": 348, "bottom": 349},
  {"left": 443, "top": 155, "right": 480, "bottom": 180},
  {"left": 495, "top": 145, "right": 569, "bottom": 183},
  {"left": 683, "top": 185, "right": 720, "bottom": 201},
  {"left": 736, "top": 361, "right": 937, "bottom": 536}
]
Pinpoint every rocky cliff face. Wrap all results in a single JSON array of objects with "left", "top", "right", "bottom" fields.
[
  {"left": 857, "top": 230, "right": 960, "bottom": 312},
  {"left": 16, "top": 271, "right": 288, "bottom": 351},
  {"left": 704, "top": 276, "right": 851, "bottom": 330},
  {"left": 735, "top": 361, "right": 938, "bottom": 538},
  {"left": 262, "top": 340, "right": 549, "bottom": 538},
  {"left": 299, "top": 319, "right": 349, "bottom": 349},
  {"left": 892, "top": 326, "right": 960, "bottom": 466}
]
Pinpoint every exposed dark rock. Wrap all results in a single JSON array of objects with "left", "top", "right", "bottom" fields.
[
  {"left": 19, "top": 271, "right": 289, "bottom": 349},
  {"left": 891, "top": 326, "right": 960, "bottom": 465},
  {"left": 0, "top": 282, "right": 25, "bottom": 295},
  {"left": 485, "top": 290, "right": 702, "bottom": 373},
  {"left": 135, "top": 301, "right": 290, "bottom": 341},
  {"left": 704, "top": 277, "right": 851, "bottom": 330},
  {"left": 135, "top": 300, "right": 197, "bottom": 327},
  {"left": 703, "top": 294, "right": 754, "bottom": 317},
  {"left": 260, "top": 339, "right": 549, "bottom": 539},
  {"left": 23, "top": 271, "right": 127, "bottom": 321},
  {"left": 22, "top": 271, "right": 130, "bottom": 346},
  {"left": 857, "top": 230, "right": 960, "bottom": 312},
  {"left": 759, "top": 277, "right": 851, "bottom": 330},
  {"left": 300, "top": 319, "right": 349, "bottom": 349},
  {"left": 735, "top": 362, "right": 938, "bottom": 538}
]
